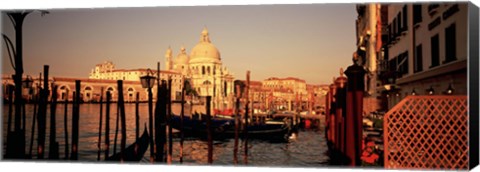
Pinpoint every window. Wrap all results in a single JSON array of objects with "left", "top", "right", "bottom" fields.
[
  {"left": 202, "top": 66, "right": 205, "bottom": 75},
  {"left": 430, "top": 34, "right": 440, "bottom": 68},
  {"left": 397, "top": 51, "right": 409, "bottom": 77},
  {"left": 444, "top": 23, "right": 456, "bottom": 63},
  {"left": 402, "top": 5, "right": 408, "bottom": 32},
  {"left": 414, "top": 44, "right": 423, "bottom": 73},
  {"left": 396, "top": 13, "right": 401, "bottom": 36},
  {"left": 393, "top": 18, "right": 397, "bottom": 38},
  {"left": 413, "top": 4, "right": 422, "bottom": 25}
]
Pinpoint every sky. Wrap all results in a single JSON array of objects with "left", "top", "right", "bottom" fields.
[{"left": 1, "top": 3, "right": 357, "bottom": 85}]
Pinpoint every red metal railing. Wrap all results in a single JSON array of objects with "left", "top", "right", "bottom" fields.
[{"left": 383, "top": 95, "right": 468, "bottom": 170}]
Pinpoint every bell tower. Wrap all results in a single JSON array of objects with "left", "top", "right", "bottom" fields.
[{"left": 165, "top": 46, "right": 173, "bottom": 71}]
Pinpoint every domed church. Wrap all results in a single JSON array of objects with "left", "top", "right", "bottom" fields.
[{"left": 165, "top": 27, "right": 235, "bottom": 110}]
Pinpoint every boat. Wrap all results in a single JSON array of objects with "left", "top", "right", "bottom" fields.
[
  {"left": 170, "top": 114, "right": 235, "bottom": 140},
  {"left": 170, "top": 114, "right": 292, "bottom": 142},
  {"left": 222, "top": 119, "right": 292, "bottom": 142},
  {"left": 106, "top": 127, "right": 149, "bottom": 162}
]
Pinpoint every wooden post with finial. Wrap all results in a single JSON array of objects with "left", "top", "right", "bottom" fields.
[
  {"left": 335, "top": 68, "right": 348, "bottom": 156},
  {"left": 344, "top": 52, "right": 366, "bottom": 166}
]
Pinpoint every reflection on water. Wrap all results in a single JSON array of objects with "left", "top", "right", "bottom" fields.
[{"left": 2, "top": 103, "right": 329, "bottom": 166}]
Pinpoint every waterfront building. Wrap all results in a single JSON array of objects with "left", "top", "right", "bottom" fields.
[
  {"left": 379, "top": 3, "right": 467, "bottom": 109},
  {"left": 88, "top": 61, "right": 183, "bottom": 100},
  {"left": 355, "top": 4, "right": 384, "bottom": 114},
  {"left": 88, "top": 28, "right": 236, "bottom": 109}
]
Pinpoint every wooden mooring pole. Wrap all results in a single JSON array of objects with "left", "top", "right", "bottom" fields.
[
  {"left": 28, "top": 85, "right": 38, "bottom": 158},
  {"left": 179, "top": 77, "right": 186, "bottom": 163},
  {"left": 244, "top": 70, "right": 250, "bottom": 164},
  {"left": 113, "top": 101, "right": 120, "bottom": 155},
  {"left": 155, "top": 80, "right": 167, "bottom": 162},
  {"left": 167, "top": 79, "right": 173, "bottom": 164},
  {"left": 71, "top": 80, "right": 80, "bottom": 160},
  {"left": 135, "top": 92, "right": 140, "bottom": 140},
  {"left": 104, "top": 91, "right": 111, "bottom": 160},
  {"left": 233, "top": 85, "right": 241, "bottom": 164},
  {"left": 206, "top": 96, "right": 213, "bottom": 164},
  {"left": 97, "top": 88, "right": 104, "bottom": 161},
  {"left": 49, "top": 84, "right": 59, "bottom": 159},
  {"left": 38, "top": 65, "right": 49, "bottom": 159},
  {"left": 117, "top": 80, "right": 127, "bottom": 161},
  {"left": 64, "top": 89, "right": 69, "bottom": 159}
]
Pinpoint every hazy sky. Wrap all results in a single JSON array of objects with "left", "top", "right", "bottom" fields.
[{"left": 2, "top": 4, "right": 357, "bottom": 84}]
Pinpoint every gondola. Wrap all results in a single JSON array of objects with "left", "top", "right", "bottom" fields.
[
  {"left": 106, "top": 127, "right": 149, "bottom": 162},
  {"left": 171, "top": 114, "right": 291, "bottom": 142},
  {"left": 222, "top": 120, "right": 292, "bottom": 142},
  {"left": 170, "top": 114, "right": 235, "bottom": 140}
]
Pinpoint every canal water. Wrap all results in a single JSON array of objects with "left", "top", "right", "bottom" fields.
[{"left": 2, "top": 103, "right": 329, "bottom": 167}]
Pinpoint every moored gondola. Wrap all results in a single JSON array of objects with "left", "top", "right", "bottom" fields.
[{"left": 106, "top": 127, "right": 149, "bottom": 162}]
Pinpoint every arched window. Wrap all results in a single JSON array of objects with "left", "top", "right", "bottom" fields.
[
  {"left": 202, "top": 66, "right": 206, "bottom": 75},
  {"left": 207, "top": 66, "right": 211, "bottom": 75}
]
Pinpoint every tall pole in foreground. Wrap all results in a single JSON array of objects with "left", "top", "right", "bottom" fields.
[
  {"left": 233, "top": 84, "right": 241, "bottom": 164},
  {"left": 97, "top": 87, "right": 104, "bottom": 161},
  {"left": 71, "top": 80, "right": 81, "bottom": 160},
  {"left": 206, "top": 96, "right": 213, "bottom": 164},
  {"left": 64, "top": 89, "right": 69, "bottom": 159},
  {"left": 49, "top": 84, "right": 59, "bottom": 159},
  {"left": 167, "top": 78, "right": 173, "bottom": 164},
  {"left": 244, "top": 71, "right": 250, "bottom": 164},
  {"left": 179, "top": 77, "right": 186, "bottom": 163},
  {"left": 344, "top": 52, "right": 366, "bottom": 166},
  {"left": 37, "top": 65, "right": 49, "bottom": 159},
  {"left": 104, "top": 91, "right": 111, "bottom": 160},
  {"left": 135, "top": 92, "right": 140, "bottom": 140},
  {"left": 117, "top": 80, "right": 127, "bottom": 161}
]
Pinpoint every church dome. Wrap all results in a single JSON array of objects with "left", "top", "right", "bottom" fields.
[
  {"left": 189, "top": 27, "right": 221, "bottom": 63},
  {"left": 175, "top": 46, "right": 190, "bottom": 65}
]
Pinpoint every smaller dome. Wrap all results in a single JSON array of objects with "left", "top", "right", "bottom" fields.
[{"left": 175, "top": 46, "right": 189, "bottom": 65}]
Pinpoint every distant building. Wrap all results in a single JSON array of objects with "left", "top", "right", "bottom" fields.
[
  {"left": 164, "top": 27, "right": 236, "bottom": 110},
  {"left": 237, "top": 77, "right": 328, "bottom": 113},
  {"left": 379, "top": 3, "right": 467, "bottom": 109},
  {"left": 89, "top": 61, "right": 183, "bottom": 100},
  {"left": 355, "top": 4, "right": 384, "bottom": 114},
  {"left": 89, "top": 28, "right": 236, "bottom": 109}
]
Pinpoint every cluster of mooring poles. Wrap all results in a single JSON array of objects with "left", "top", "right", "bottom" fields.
[{"left": 324, "top": 52, "right": 366, "bottom": 166}]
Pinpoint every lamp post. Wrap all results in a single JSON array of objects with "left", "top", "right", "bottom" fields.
[
  {"left": 140, "top": 69, "right": 156, "bottom": 161},
  {"left": 3, "top": 11, "right": 48, "bottom": 159}
]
